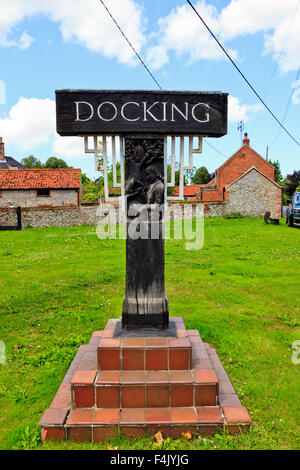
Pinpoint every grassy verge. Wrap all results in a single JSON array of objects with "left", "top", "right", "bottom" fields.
[{"left": 0, "top": 218, "right": 299, "bottom": 450}]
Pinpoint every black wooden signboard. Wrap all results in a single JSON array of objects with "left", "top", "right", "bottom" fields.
[
  {"left": 56, "top": 90, "right": 227, "bottom": 137},
  {"left": 55, "top": 88, "right": 228, "bottom": 330}
]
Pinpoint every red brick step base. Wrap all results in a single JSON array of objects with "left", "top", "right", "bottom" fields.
[{"left": 39, "top": 318, "right": 251, "bottom": 442}]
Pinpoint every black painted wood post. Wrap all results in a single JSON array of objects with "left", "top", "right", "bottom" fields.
[
  {"left": 122, "top": 136, "right": 169, "bottom": 329},
  {"left": 16, "top": 207, "right": 22, "bottom": 231},
  {"left": 55, "top": 89, "right": 228, "bottom": 331}
]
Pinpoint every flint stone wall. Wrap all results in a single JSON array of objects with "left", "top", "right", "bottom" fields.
[
  {"left": 0, "top": 206, "right": 97, "bottom": 228},
  {"left": 224, "top": 169, "right": 282, "bottom": 218},
  {"left": 0, "top": 170, "right": 282, "bottom": 229},
  {"left": 0, "top": 204, "right": 204, "bottom": 229}
]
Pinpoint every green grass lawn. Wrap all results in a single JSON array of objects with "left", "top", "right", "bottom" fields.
[{"left": 0, "top": 217, "right": 299, "bottom": 450}]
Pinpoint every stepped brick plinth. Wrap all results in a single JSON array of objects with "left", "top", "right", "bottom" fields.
[{"left": 39, "top": 318, "right": 251, "bottom": 442}]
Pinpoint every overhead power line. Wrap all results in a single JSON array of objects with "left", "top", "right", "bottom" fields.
[
  {"left": 98, "top": 0, "right": 162, "bottom": 89},
  {"left": 98, "top": 0, "right": 227, "bottom": 159},
  {"left": 98, "top": 0, "right": 252, "bottom": 159},
  {"left": 261, "top": 0, "right": 300, "bottom": 101},
  {"left": 271, "top": 67, "right": 300, "bottom": 146},
  {"left": 250, "top": 0, "right": 300, "bottom": 136},
  {"left": 205, "top": 140, "right": 229, "bottom": 158},
  {"left": 186, "top": 0, "right": 300, "bottom": 147}
]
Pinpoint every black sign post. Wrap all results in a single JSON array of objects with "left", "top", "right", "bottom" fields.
[
  {"left": 56, "top": 89, "right": 228, "bottom": 330},
  {"left": 56, "top": 90, "right": 227, "bottom": 137}
]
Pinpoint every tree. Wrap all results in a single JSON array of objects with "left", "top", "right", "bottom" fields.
[
  {"left": 80, "top": 173, "right": 90, "bottom": 185},
  {"left": 44, "top": 157, "right": 70, "bottom": 168},
  {"left": 268, "top": 159, "right": 283, "bottom": 183},
  {"left": 21, "top": 155, "right": 43, "bottom": 168},
  {"left": 191, "top": 166, "right": 211, "bottom": 185},
  {"left": 284, "top": 170, "right": 300, "bottom": 196},
  {"left": 167, "top": 164, "right": 184, "bottom": 187},
  {"left": 21, "top": 155, "right": 70, "bottom": 169}
]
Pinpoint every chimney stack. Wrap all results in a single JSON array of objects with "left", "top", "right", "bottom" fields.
[
  {"left": 0, "top": 137, "right": 5, "bottom": 161},
  {"left": 243, "top": 132, "right": 250, "bottom": 146}
]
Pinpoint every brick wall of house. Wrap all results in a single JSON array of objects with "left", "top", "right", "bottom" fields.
[
  {"left": 216, "top": 145, "right": 275, "bottom": 191},
  {"left": 197, "top": 189, "right": 224, "bottom": 202},
  {"left": 0, "top": 189, "right": 79, "bottom": 208}
]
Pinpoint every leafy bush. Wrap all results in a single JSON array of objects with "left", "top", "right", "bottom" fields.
[
  {"left": 167, "top": 186, "right": 175, "bottom": 196},
  {"left": 82, "top": 192, "right": 99, "bottom": 202},
  {"left": 10, "top": 425, "right": 41, "bottom": 450},
  {"left": 223, "top": 212, "right": 245, "bottom": 219}
]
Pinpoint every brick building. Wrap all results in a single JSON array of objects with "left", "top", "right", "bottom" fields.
[
  {"left": 0, "top": 137, "right": 25, "bottom": 169},
  {"left": 172, "top": 184, "right": 206, "bottom": 201},
  {"left": 0, "top": 168, "right": 81, "bottom": 208},
  {"left": 183, "top": 133, "right": 282, "bottom": 218}
]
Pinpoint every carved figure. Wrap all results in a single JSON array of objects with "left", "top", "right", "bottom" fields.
[{"left": 145, "top": 165, "right": 164, "bottom": 206}]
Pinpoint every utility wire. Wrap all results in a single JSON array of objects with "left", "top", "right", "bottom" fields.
[
  {"left": 205, "top": 140, "right": 229, "bottom": 158},
  {"left": 186, "top": 0, "right": 300, "bottom": 147},
  {"left": 261, "top": 0, "right": 300, "bottom": 101},
  {"left": 250, "top": 0, "right": 300, "bottom": 136},
  {"left": 97, "top": 0, "right": 246, "bottom": 159},
  {"left": 98, "top": 0, "right": 228, "bottom": 159},
  {"left": 98, "top": 0, "right": 162, "bottom": 89},
  {"left": 270, "top": 67, "right": 300, "bottom": 146}
]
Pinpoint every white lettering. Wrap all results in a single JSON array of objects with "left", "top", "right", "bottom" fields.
[
  {"left": 121, "top": 102, "right": 140, "bottom": 121},
  {"left": 97, "top": 101, "right": 118, "bottom": 121},
  {"left": 171, "top": 102, "right": 189, "bottom": 122},
  {"left": 143, "top": 101, "right": 160, "bottom": 121},
  {"left": 73, "top": 99, "right": 213, "bottom": 125},
  {"left": 192, "top": 102, "right": 210, "bottom": 123},
  {"left": 74, "top": 101, "right": 94, "bottom": 122},
  {"left": 162, "top": 102, "right": 167, "bottom": 121}
]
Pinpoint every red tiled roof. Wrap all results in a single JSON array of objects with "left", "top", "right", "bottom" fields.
[
  {"left": 0, "top": 169, "right": 81, "bottom": 190},
  {"left": 172, "top": 184, "right": 206, "bottom": 197}
]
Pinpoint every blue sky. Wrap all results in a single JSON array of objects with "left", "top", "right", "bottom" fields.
[{"left": 0, "top": 0, "right": 299, "bottom": 179}]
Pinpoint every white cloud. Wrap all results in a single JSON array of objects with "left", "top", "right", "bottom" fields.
[
  {"left": 263, "top": 16, "right": 300, "bottom": 73},
  {"left": 146, "top": 45, "right": 169, "bottom": 70},
  {"left": 149, "top": 0, "right": 300, "bottom": 73},
  {"left": 147, "top": 1, "right": 233, "bottom": 68},
  {"left": 228, "top": 95, "right": 263, "bottom": 123},
  {"left": 0, "top": 97, "right": 84, "bottom": 160},
  {"left": 53, "top": 135, "right": 84, "bottom": 160},
  {"left": 1, "top": 30, "right": 35, "bottom": 49},
  {"left": 219, "top": 0, "right": 290, "bottom": 39},
  {"left": 0, "top": 98, "right": 55, "bottom": 149},
  {"left": 0, "top": 95, "right": 262, "bottom": 163},
  {"left": 1, "top": 0, "right": 299, "bottom": 73},
  {"left": 219, "top": 0, "right": 300, "bottom": 73},
  {"left": 18, "top": 31, "right": 35, "bottom": 50},
  {"left": 0, "top": 0, "right": 146, "bottom": 65}
]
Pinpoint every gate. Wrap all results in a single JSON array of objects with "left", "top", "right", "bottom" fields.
[{"left": 0, "top": 207, "right": 22, "bottom": 231}]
